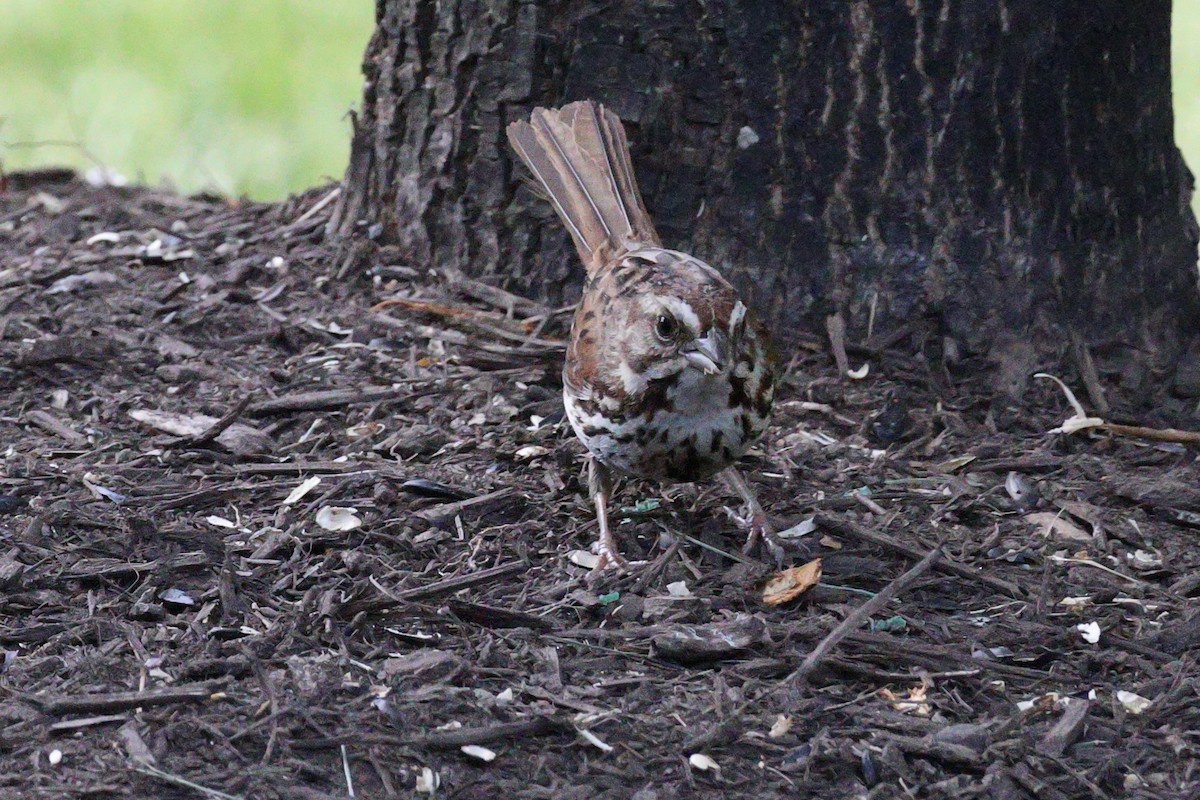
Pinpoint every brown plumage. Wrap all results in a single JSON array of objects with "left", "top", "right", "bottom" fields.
[
  {"left": 507, "top": 102, "right": 660, "bottom": 273},
  {"left": 508, "top": 101, "right": 780, "bottom": 571}
]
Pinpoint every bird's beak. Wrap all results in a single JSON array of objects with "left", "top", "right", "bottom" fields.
[{"left": 682, "top": 332, "right": 730, "bottom": 375}]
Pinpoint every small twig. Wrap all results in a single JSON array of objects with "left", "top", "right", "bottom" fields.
[
  {"left": 1037, "top": 699, "right": 1090, "bottom": 757},
  {"left": 407, "top": 717, "right": 569, "bottom": 748},
  {"left": 49, "top": 714, "right": 128, "bottom": 732},
  {"left": 246, "top": 385, "right": 412, "bottom": 416},
  {"left": 290, "top": 717, "right": 568, "bottom": 750},
  {"left": 630, "top": 537, "right": 684, "bottom": 594},
  {"left": 444, "top": 270, "right": 550, "bottom": 318},
  {"left": 133, "top": 763, "right": 246, "bottom": 800},
  {"left": 1037, "top": 372, "right": 1200, "bottom": 447},
  {"left": 853, "top": 490, "right": 888, "bottom": 516},
  {"left": 171, "top": 395, "right": 252, "bottom": 448},
  {"left": 38, "top": 681, "right": 226, "bottom": 715},
  {"left": 341, "top": 744, "right": 356, "bottom": 798},
  {"left": 1040, "top": 752, "right": 1112, "bottom": 800},
  {"left": 680, "top": 533, "right": 756, "bottom": 566},
  {"left": 1069, "top": 329, "right": 1109, "bottom": 415},
  {"left": 286, "top": 186, "right": 340, "bottom": 230},
  {"left": 24, "top": 410, "right": 87, "bottom": 446},
  {"left": 815, "top": 514, "right": 1025, "bottom": 599},
  {"left": 1047, "top": 554, "right": 1145, "bottom": 585},
  {"left": 393, "top": 560, "right": 528, "bottom": 602},
  {"left": 826, "top": 312, "right": 850, "bottom": 376},
  {"left": 415, "top": 487, "right": 516, "bottom": 525},
  {"left": 62, "top": 551, "right": 210, "bottom": 581},
  {"left": 875, "top": 732, "right": 980, "bottom": 765},
  {"left": 1097, "top": 422, "right": 1200, "bottom": 448},
  {"left": 684, "top": 545, "right": 944, "bottom": 752},
  {"left": 786, "top": 544, "right": 943, "bottom": 688}
]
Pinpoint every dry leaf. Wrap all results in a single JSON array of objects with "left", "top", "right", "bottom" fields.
[
  {"left": 777, "top": 516, "right": 817, "bottom": 539},
  {"left": 345, "top": 422, "right": 385, "bottom": 440},
  {"left": 128, "top": 409, "right": 270, "bottom": 455},
  {"left": 284, "top": 477, "right": 321, "bottom": 505},
  {"left": 879, "top": 684, "right": 932, "bottom": 715},
  {"left": 933, "top": 454, "right": 977, "bottom": 473},
  {"left": 1025, "top": 511, "right": 1092, "bottom": 542},
  {"left": 762, "top": 559, "right": 822, "bottom": 606}
]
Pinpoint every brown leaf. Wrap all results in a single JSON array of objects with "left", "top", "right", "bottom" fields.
[{"left": 762, "top": 558, "right": 822, "bottom": 606}]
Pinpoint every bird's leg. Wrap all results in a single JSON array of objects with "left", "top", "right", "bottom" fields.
[
  {"left": 722, "top": 467, "right": 785, "bottom": 566},
  {"left": 587, "top": 457, "right": 628, "bottom": 573}
]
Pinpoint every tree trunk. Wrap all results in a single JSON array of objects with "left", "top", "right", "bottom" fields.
[{"left": 331, "top": 0, "right": 1199, "bottom": 390}]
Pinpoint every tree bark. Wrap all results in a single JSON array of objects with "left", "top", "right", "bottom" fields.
[{"left": 331, "top": 0, "right": 1199, "bottom": 387}]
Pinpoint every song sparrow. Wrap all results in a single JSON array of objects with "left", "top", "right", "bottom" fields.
[{"left": 507, "top": 101, "right": 780, "bottom": 571}]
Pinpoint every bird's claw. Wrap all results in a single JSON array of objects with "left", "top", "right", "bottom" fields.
[
  {"left": 737, "top": 508, "right": 786, "bottom": 567},
  {"left": 590, "top": 540, "right": 631, "bottom": 574}
]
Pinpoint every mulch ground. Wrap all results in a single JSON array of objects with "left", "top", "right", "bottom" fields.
[{"left": 2, "top": 171, "right": 1199, "bottom": 800}]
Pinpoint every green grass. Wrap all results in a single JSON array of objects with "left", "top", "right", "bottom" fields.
[
  {"left": 0, "top": 1, "right": 372, "bottom": 200},
  {"left": 1, "top": 2, "right": 1198, "bottom": 210}
]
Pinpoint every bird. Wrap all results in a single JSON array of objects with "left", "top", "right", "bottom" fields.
[{"left": 507, "top": 100, "right": 780, "bottom": 572}]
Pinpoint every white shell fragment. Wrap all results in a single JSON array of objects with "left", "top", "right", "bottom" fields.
[
  {"left": 737, "top": 126, "right": 760, "bottom": 149},
  {"left": 460, "top": 745, "right": 496, "bottom": 762},
  {"left": 415, "top": 767, "right": 440, "bottom": 793},
  {"left": 284, "top": 477, "right": 322, "bottom": 505},
  {"left": 1117, "top": 690, "right": 1153, "bottom": 715},
  {"left": 666, "top": 581, "right": 693, "bottom": 598},
  {"left": 689, "top": 753, "right": 720, "bottom": 772},
  {"left": 768, "top": 715, "right": 792, "bottom": 739},
  {"left": 515, "top": 445, "right": 550, "bottom": 460},
  {"left": 567, "top": 550, "right": 601, "bottom": 569},
  {"left": 846, "top": 362, "right": 871, "bottom": 380},
  {"left": 315, "top": 507, "right": 362, "bottom": 532},
  {"left": 1076, "top": 621, "right": 1101, "bottom": 644}
]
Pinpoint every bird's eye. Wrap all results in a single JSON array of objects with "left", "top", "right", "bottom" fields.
[{"left": 654, "top": 313, "right": 678, "bottom": 341}]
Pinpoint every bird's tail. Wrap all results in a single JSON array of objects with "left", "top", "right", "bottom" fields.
[{"left": 507, "top": 101, "right": 661, "bottom": 275}]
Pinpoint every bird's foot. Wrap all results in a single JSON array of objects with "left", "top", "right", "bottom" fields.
[{"left": 727, "top": 506, "right": 786, "bottom": 567}]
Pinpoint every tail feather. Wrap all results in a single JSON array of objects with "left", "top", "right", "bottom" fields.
[{"left": 507, "top": 101, "right": 660, "bottom": 274}]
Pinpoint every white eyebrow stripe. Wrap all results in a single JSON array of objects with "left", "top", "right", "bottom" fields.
[
  {"left": 662, "top": 297, "right": 702, "bottom": 334},
  {"left": 729, "top": 301, "right": 746, "bottom": 335}
]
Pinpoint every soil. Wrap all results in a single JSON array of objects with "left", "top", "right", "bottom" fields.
[{"left": 1, "top": 171, "right": 1199, "bottom": 799}]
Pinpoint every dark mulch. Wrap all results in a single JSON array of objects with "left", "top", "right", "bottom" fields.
[{"left": 1, "top": 172, "right": 1199, "bottom": 799}]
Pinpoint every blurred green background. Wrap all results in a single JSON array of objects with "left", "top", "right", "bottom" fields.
[
  {"left": 1, "top": 2, "right": 1199, "bottom": 211},
  {"left": 0, "top": 1, "right": 372, "bottom": 199}
]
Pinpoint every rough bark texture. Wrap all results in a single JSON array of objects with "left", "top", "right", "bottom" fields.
[{"left": 331, "top": 0, "right": 1199, "bottom": 377}]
